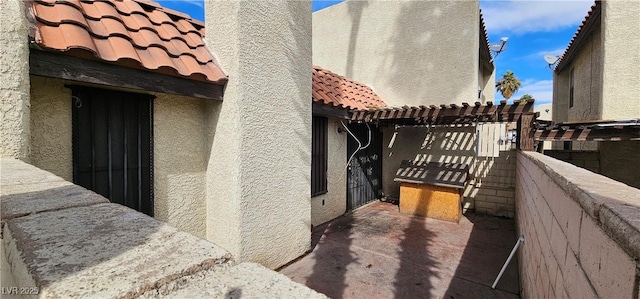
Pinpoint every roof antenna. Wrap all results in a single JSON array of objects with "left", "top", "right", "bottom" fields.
[
  {"left": 544, "top": 55, "right": 560, "bottom": 70},
  {"left": 490, "top": 37, "right": 509, "bottom": 58}
]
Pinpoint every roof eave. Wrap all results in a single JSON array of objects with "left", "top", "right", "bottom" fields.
[{"left": 555, "top": 2, "right": 601, "bottom": 73}]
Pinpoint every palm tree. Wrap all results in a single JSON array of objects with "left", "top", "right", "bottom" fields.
[
  {"left": 518, "top": 94, "right": 534, "bottom": 103},
  {"left": 495, "top": 71, "right": 521, "bottom": 100}
]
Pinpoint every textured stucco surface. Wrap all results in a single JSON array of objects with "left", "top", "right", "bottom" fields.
[
  {"left": 205, "top": 1, "right": 312, "bottom": 269},
  {"left": 601, "top": 0, "right": 640, "bottom": 119},
  {"left": 553, "top": 26, "right": 602, "bottom": 150},
  {"left": 142, "top": 263, "right": 328, "bottom": 298},
  {"left": 311, "top": 118, "right": 347, "bottom": 226},
  {"left": 154, "top": 94, "right": 215, "bottom": 238},
  {"left": 0, "top": 0, "right": 30, "bottom": 161},
  {"left": 516, "top": 152, "right": 640, "bottom": 298},
  {"left": 553, "top": 1, "right": 640, "bottom": 139},
  {"left": 2, "top": 158, "right": 324, "bottom": 299},
  {"left": 313, "top": 0, "right": 482, "bottom": 106},
  {"left": 382, "top": 125, "right": 516, "bottom": 217},
  {"left": 29, "top": 76, "right": 73, "bottom": 181}
]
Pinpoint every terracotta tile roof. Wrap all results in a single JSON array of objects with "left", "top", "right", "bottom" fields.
[
  {"left": 479, "top": 10, "right": 493, "bottom": 66},
  {"left": 27, "top": 0, "right": 227, "bottom": 84},
  {"left": 312, "top": 66, "right": 386, "bottom": 111},
  {"left": 555, "top": 1, "right": 600, "bottom": 72}
]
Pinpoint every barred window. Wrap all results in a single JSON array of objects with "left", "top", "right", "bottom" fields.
[{"left": 311, "top": 116, "right": 328, "bottom": 197}]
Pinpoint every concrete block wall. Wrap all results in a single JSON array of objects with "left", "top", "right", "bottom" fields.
[
  {"left": 471, "top": 151, "right": 517, "bottom": 218},
  {"left": 515, "top": 152, "right": 640, "bottom": 299},
  {"left": 544, "top": 150, "right": 600, "bottom": 173},
  {"left": 0, "top": 158, "right": 326, "bottom": 298},
  {"left": 383, "top": 125, "right": 517, "bottom": 218}
]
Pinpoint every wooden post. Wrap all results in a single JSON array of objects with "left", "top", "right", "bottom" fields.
[{"left": 517, "top": 113, "right": 535, "bottom": 151}]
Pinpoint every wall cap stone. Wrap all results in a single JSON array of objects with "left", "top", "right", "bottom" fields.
[
  {"left": 519, "top": 151, "right": 640, "bottom": 261},
  {"left": 0, "top": 158, "right": 326, "bottom": 298}
]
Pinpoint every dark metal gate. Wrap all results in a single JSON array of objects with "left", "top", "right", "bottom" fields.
[
  {"left": 71, "top": 86, "right": 154, "bottom": 216},
  {"left": 346, "top": 123, "right": 383, "bottom": 211}
]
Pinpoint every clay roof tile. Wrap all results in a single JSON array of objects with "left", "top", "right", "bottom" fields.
[
  {"left": 312, "top": 66, "right": 387, "bottom": 111},
  {"left": 28, "top": 0, "right": 227, "bottom": 85}
]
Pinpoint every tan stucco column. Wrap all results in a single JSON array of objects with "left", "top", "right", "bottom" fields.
[
  {"left": 0, "top": 0, "right": 31, "bottom": 161},
  {"left": 204, "top": 1, "right": 312, "bottom": 269},
  {"left": 601, "top": 0, "right": 640, "bottom": 118}
]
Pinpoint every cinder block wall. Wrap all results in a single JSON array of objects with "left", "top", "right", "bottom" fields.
[
  {"left": 515, "top": 152, "right": 640, "bottom": 298},
  {"left": 382, "top": 125, "right": 517, "bottom": 218},
  {"left": 544, "top": 150, "right": 600, "bottom": 173},
  {"left": 472, "top": 151, "right": 516, "bottom": 217}
]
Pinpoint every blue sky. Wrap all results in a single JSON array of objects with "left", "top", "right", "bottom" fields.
[{"left": 158, "top": 0, "right": 594, "bottom": 106}]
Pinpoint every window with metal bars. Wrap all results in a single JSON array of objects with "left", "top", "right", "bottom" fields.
[
  {"left": 311, "top": 116, "right": 328, "bottom": 197},
  {"left": 569, "top": 67, "right": 575, "bottom": 108}
]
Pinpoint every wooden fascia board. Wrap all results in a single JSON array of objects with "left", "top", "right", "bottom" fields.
[
  {"left": 312, "top": 102, "right": 351, "bottom": 119},
  {"left": 29, "top": 49, "right": 224, "bottom": 100}
]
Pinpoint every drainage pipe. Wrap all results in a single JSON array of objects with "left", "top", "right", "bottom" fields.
[{"left": 492, "top": 235, "right": 525, "bottom": 289}]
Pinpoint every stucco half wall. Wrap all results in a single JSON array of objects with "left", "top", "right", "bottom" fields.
[
  {"left": 312, "top": 118, "right": 347, "bottom": 226},
  {"left": 312, "top": 0, "right": 481, "bottom": 107}
]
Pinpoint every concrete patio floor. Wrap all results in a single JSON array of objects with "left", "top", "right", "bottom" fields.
[{"left": 280, "top": 201, "right": 520, "bottom": 299}]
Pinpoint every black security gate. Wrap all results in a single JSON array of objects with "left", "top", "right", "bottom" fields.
[
  {"left": 71, "top": 86, "right": 154, "bottom": 216},
  {"left": 346, "top": 123, "right": 383, "bottom": 211}
]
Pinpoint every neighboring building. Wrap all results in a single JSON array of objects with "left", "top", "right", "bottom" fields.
[
  {"left": 312, "top": 0, "right": 495, "bottom": 107},
  {"left": 311, "top": 66, "right": 386, "bottom": 226},
  {"left": 1, "top": 0, "right": 312, "bottom": 269},
  {"left": 553, "top": 1, "right": 640, "bottom": 125},
  {"left": 551, "top": 0, "right": 640, "bottom": 188}
]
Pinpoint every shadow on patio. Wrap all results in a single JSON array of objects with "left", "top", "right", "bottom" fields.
[{"left": 280, "top": 201, "right": 520, "bottom": 299}]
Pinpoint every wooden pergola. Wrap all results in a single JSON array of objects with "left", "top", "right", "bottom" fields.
[{"left": 348, "top": 100, "right": 639, "bottom": 151}]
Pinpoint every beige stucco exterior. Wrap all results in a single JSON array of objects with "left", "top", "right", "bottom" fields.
[
  {"left": 552, "top": 1, "right": 640, "bottom": 145},
  {"left": 311, "top": 118, "right": 347, "bottom": 226},
  {"left": 0, "top": 0, "right": 30, "bottom": 161},
  {"left": 29, "top": 76, "right": 73, "bottom": 181},
  {"left": 600, "top": 1, "right": 640, "bottom": 119},
  {"left": 27, "top": 76, "right": 218, "bottom": 239},
  {"left": 312, "top": 0, "right": 493, "bottom": 107},
  {"left": 153, "top": 95, "right": 217, "bottom": 238},
  {"left": 205, "top": 1, "right": 312, "bottom": 269}
]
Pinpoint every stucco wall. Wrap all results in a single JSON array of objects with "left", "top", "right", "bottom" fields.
[
  {"left": 553, "top": 26, "right": 602, "bottom": 151},
  {"left": 601, "top": 1, "right": 640, "bottom": 119},
  {"left": 28, "top": 76, "right": 214, "bottom": 239},
  {"left": 29, "top": 76, "right": 73, "bottom": 181},
  {"left": 480, "top": 67, "right": 496, "bottom": 104},
  {"left": 311, "top": 118, "right": 347, "bottom": 226},
  {"left": 205, "top": 1, "right": 312, "bottom": 269},
  {"left": 515, "top": 151, "right": 640, "bottom": 298},
  {"left": 313, "top": 0, "right": 481, "bottom": 106},
  {"left": 553, "top": 1, "right": 640, "bottom": 128},
  {"left": 0, "top": 0, "right": 30, "bottom": 161},
  {"left": 553, "top": 20, "right": 602, "bottom": 124},
  {"left": 382, "top": 125, "right": 516, "bottom": 218},
  {"left": 153, "top": 95, "right": 216, "bottom": 238}
]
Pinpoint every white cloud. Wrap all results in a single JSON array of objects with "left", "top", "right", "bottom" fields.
[
  {"left": 481, "top": 1, "right": 594, "bottom": 35},
  {"left": 521, "top": 47, "right": 566, "bottom": 61},
  {"left": 496, "top": 79, "right": 553, "bottom": 105}
]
